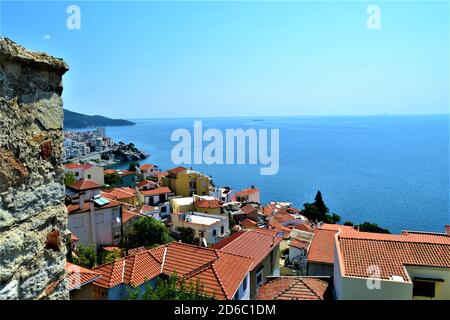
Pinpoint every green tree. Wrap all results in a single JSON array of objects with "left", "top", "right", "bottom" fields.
[
  {"left": 330, "top": 213, "right": 341, "bottom": 224},
  {"left": 303, "top": 191, "right": 341, "bottom": 224},
  {"left": 344, "top": 221, "right": 354, "bottom": 226},
  {"left": 302, "top": 203, "right": 322, "bottom": 222},
  {"left": 313, "top": 190, "right": 329, "bottom": 217},
  {"left": 128, "top": 162, "right": 138, "bottom": 172},
  {"left": 64, "top": 172, "right": 76, "bottom": 186},
  {"left": 128, "top": 217, "right": 170, "bottom": 248},
  {"left": 129, "top": 272, "right": 214, "bottom": 300},
  {"left": 358, "top": 222, "right": 390, "bottom": 234},
  {"left": 98, "top": 250, "right": 121, "bottom": 265},
  {"left": 72, "top": 245, "right": 97, "bottom": 269},
  {"left": 105, "top": 172, "right": 121, "bottom": 186},
  {"left": 179, "top": 227, "right": 196, "bottom": 245}
]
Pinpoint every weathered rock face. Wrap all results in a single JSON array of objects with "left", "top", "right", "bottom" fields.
[{"left": 0, "top": 37, "right": 69, "bottom": 300}]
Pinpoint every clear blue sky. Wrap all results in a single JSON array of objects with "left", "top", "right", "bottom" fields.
[{"left": 1, "top": 1, "right": 448, "bottom": 118}]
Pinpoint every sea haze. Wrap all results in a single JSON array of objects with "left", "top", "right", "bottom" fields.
[{"left": 106, "top": 115, "right": 449, "bottom": 233}]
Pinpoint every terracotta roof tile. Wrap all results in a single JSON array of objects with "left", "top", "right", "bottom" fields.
[
  {"left": 92, "top": 242, "right": 253, "bottom": 299},
  {"left": 307, "top": 229, "right": 337, "bottom": 265},
  {"left": 195, "top": 199, "right": 222, "bottom": 209},
  {"left": 66, "top": 262, "right": 101, "bottom": 290},
  {"left": 102, "top": 188, "right": 135, "bottom": 200},
  {"left": 290, "top": 239, "right": 310, "bottom": 250},
  {"left": 214, "top": 229, "right": 282, "bottom": 271},
  {"left": 140, "top": 187, "right": 172, "bottom": 196},
  {"left": 256, "top": 277, "right": 329, "bottom": 300},
  {"left": 140, "top": 164, "right": 155, "bottom": 170},
  {"left": 68, "top": 179, "right": 101, "bottom": 191},
  {"left": 240, "top": 204, "right": 258, "bottom": 215},
  {"left": 168, "top": 166, "right": 187, "bottom": 175},
  {"left": 235, "top": 188, "right": 259, "bottom": 197},
  {"left": 240, "top": 218, "right": 258, "bottom": 229},
  {"left": 337, "top": 230, "right": 450, "bottom": 280}
]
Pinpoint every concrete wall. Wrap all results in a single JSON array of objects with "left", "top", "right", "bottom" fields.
[
  {"left": 233, "top": 273, "right": 250, "bottom": 300},
  {"left": 406, "top": 266, "right": 450, "bottom": 300},
  {"left": 68, "top": 206, "right": 121, "bottom": 248},
  {"left": 0, "top": 38, "right": 69, "bottom": 299},
  {"left": 307, "top": 262, "right": 334, "bottom": 277},
  {"left": 249, "top": 244, "right": 280, "bottom": 299}
]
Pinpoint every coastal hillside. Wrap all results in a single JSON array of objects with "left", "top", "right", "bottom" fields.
[{"left": 64, "top": 109, "right": 135, "bottom": 129}]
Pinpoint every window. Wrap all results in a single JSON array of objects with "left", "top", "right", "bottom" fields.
[
  {"left": 256, "top": 266, "right": 264, "bottom": 286},
  {"left": 87, "top": 174, "right": 92, "bottom": 179},
  {"left": 413, "top": 280, "right": 436, "bottom": 298},
  {"left": 221, "top": 226, "right": 225, "bottom": 235},
  {"left": 213, "top": 229, "right": 217, "bottom": 237},
  {"left": 243, "top": 276, "right": 248, "bottom": 292},
  {"left": 75, "top": 172, "right": 79, "bottom": 177}
]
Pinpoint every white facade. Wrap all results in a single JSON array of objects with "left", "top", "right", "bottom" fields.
[
  {"left": 68, "top": 204, "right": 121, "bottom": 248},
  {"left": 171, "top": 212, "right": 230, "bottom": 245}
]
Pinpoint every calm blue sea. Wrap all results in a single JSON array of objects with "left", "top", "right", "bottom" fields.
[{"left": 104, "top": 115, "right": 449, "bottom": 233}]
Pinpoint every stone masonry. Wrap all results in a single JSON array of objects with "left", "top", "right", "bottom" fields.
[{"left": 0, "top": 38, "right": 69, "bottom": 299}]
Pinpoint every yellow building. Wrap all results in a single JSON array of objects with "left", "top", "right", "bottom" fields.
[
  {"left": 162, "top": 166, "right": 212, "bottom": 197},
  {"left": 170, "top": 195, "right": 222, "bottom": 215}
]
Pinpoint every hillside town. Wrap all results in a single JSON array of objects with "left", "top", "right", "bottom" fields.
[
  {"left": 63, "top": 141, "right": 450, "bottom": 300},
  {"left": 63, "top": 128, "right": 148, "bottom": 165}
]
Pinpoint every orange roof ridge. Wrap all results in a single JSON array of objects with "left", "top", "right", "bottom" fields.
[
  {"left": 339, "top": 230, "right": 450, "bottom": 245},
  {"left": 300, "top": 278, "right": 324, "bottom": 300},
  {"left": 272, "top": 278, "right": 298, "bottom": 300},
  {"left": 168, "top": 241, "right": 221, "bottom": 256},
  {"left": 210, "top": 263, "right": 229, "bottom": 299}
]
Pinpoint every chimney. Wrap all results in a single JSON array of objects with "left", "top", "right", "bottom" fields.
[
  {"left": 79, "top": 192, "right": 85, "bottom": 208},
  {"left": 445, "top": 225, "right": 450, "bottom": 236}
]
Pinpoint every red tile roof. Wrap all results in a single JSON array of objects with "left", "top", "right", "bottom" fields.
[
  {"left": 140, "top": 164, "right": 155, "bottom": 170},
  {"left": 235, "top": 188, "right": 259, "bottom": 197},
  {"left": 66, "top": 199, "right": 122, "bottom": 215},
  {"left": 104, "top": 169, "right": 116, "bottom": 175},
  {"left": 307, "top": 229, "right": 338, "bottom": 265},
  {"left": 93, "top": 242, "right": 253, "bottom": 299},
  {"left": 240, "top": 218, "right": 258, "bottom": 229},
  {"left": 337, "top": 230, "right": 450, "bottom": 280},
  {"left": 66, "top": 262, "right": 101, "bottom": 291},
  {"left": 168, "top": 166, "right": 187, "bottom": 175},
  {"left": 213, "top": 229, "right": 282, "bottom": 271},
  {"left": 256, "top": 277, "right": 329, "bottom": 300},
  {"left": 66, "top": 202, "right": 90, "bottom": 214},
  {"left": 195, "top": 199, "right": 221, "bottom": 209},
  {"left": 260, "top": 206, "right": 275, "bottom": 217},
  {"left": 68, "top": 179, "right": 101, "bottom": 191},
  {"left": 240, "top": 204, "right": 258, "bottom": 215},
  {"left": 64, "top": 163, "right": 94, "bottom": 170},
  {"left": 290, "top": 239, "right": 310, "bottom": 250},
  {"left": 318, "top": 223, "right": 355, "bottom": 232},
  {"left": 122, "top": 209, "right": 141, "bottom": 224},
  {"left": 294, "top": 223, "right": 313, "bottom": 232},
  {"left": 102, "top": 188, "right": 135, "bottom": 200},
  {"left": 137, "top": 180, "right": 158, "bottom": 189},
  {"left": 140, "top": 187, "right": 172, "bottom": 196}
]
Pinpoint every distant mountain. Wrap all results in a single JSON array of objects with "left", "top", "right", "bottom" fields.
[{"left": 63, "top": 109, "right": 135, "bottom": 129}]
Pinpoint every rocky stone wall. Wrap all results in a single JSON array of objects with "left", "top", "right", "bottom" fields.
[{"left": 0, "top": 38, "right": 69, "bottom": 299}]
